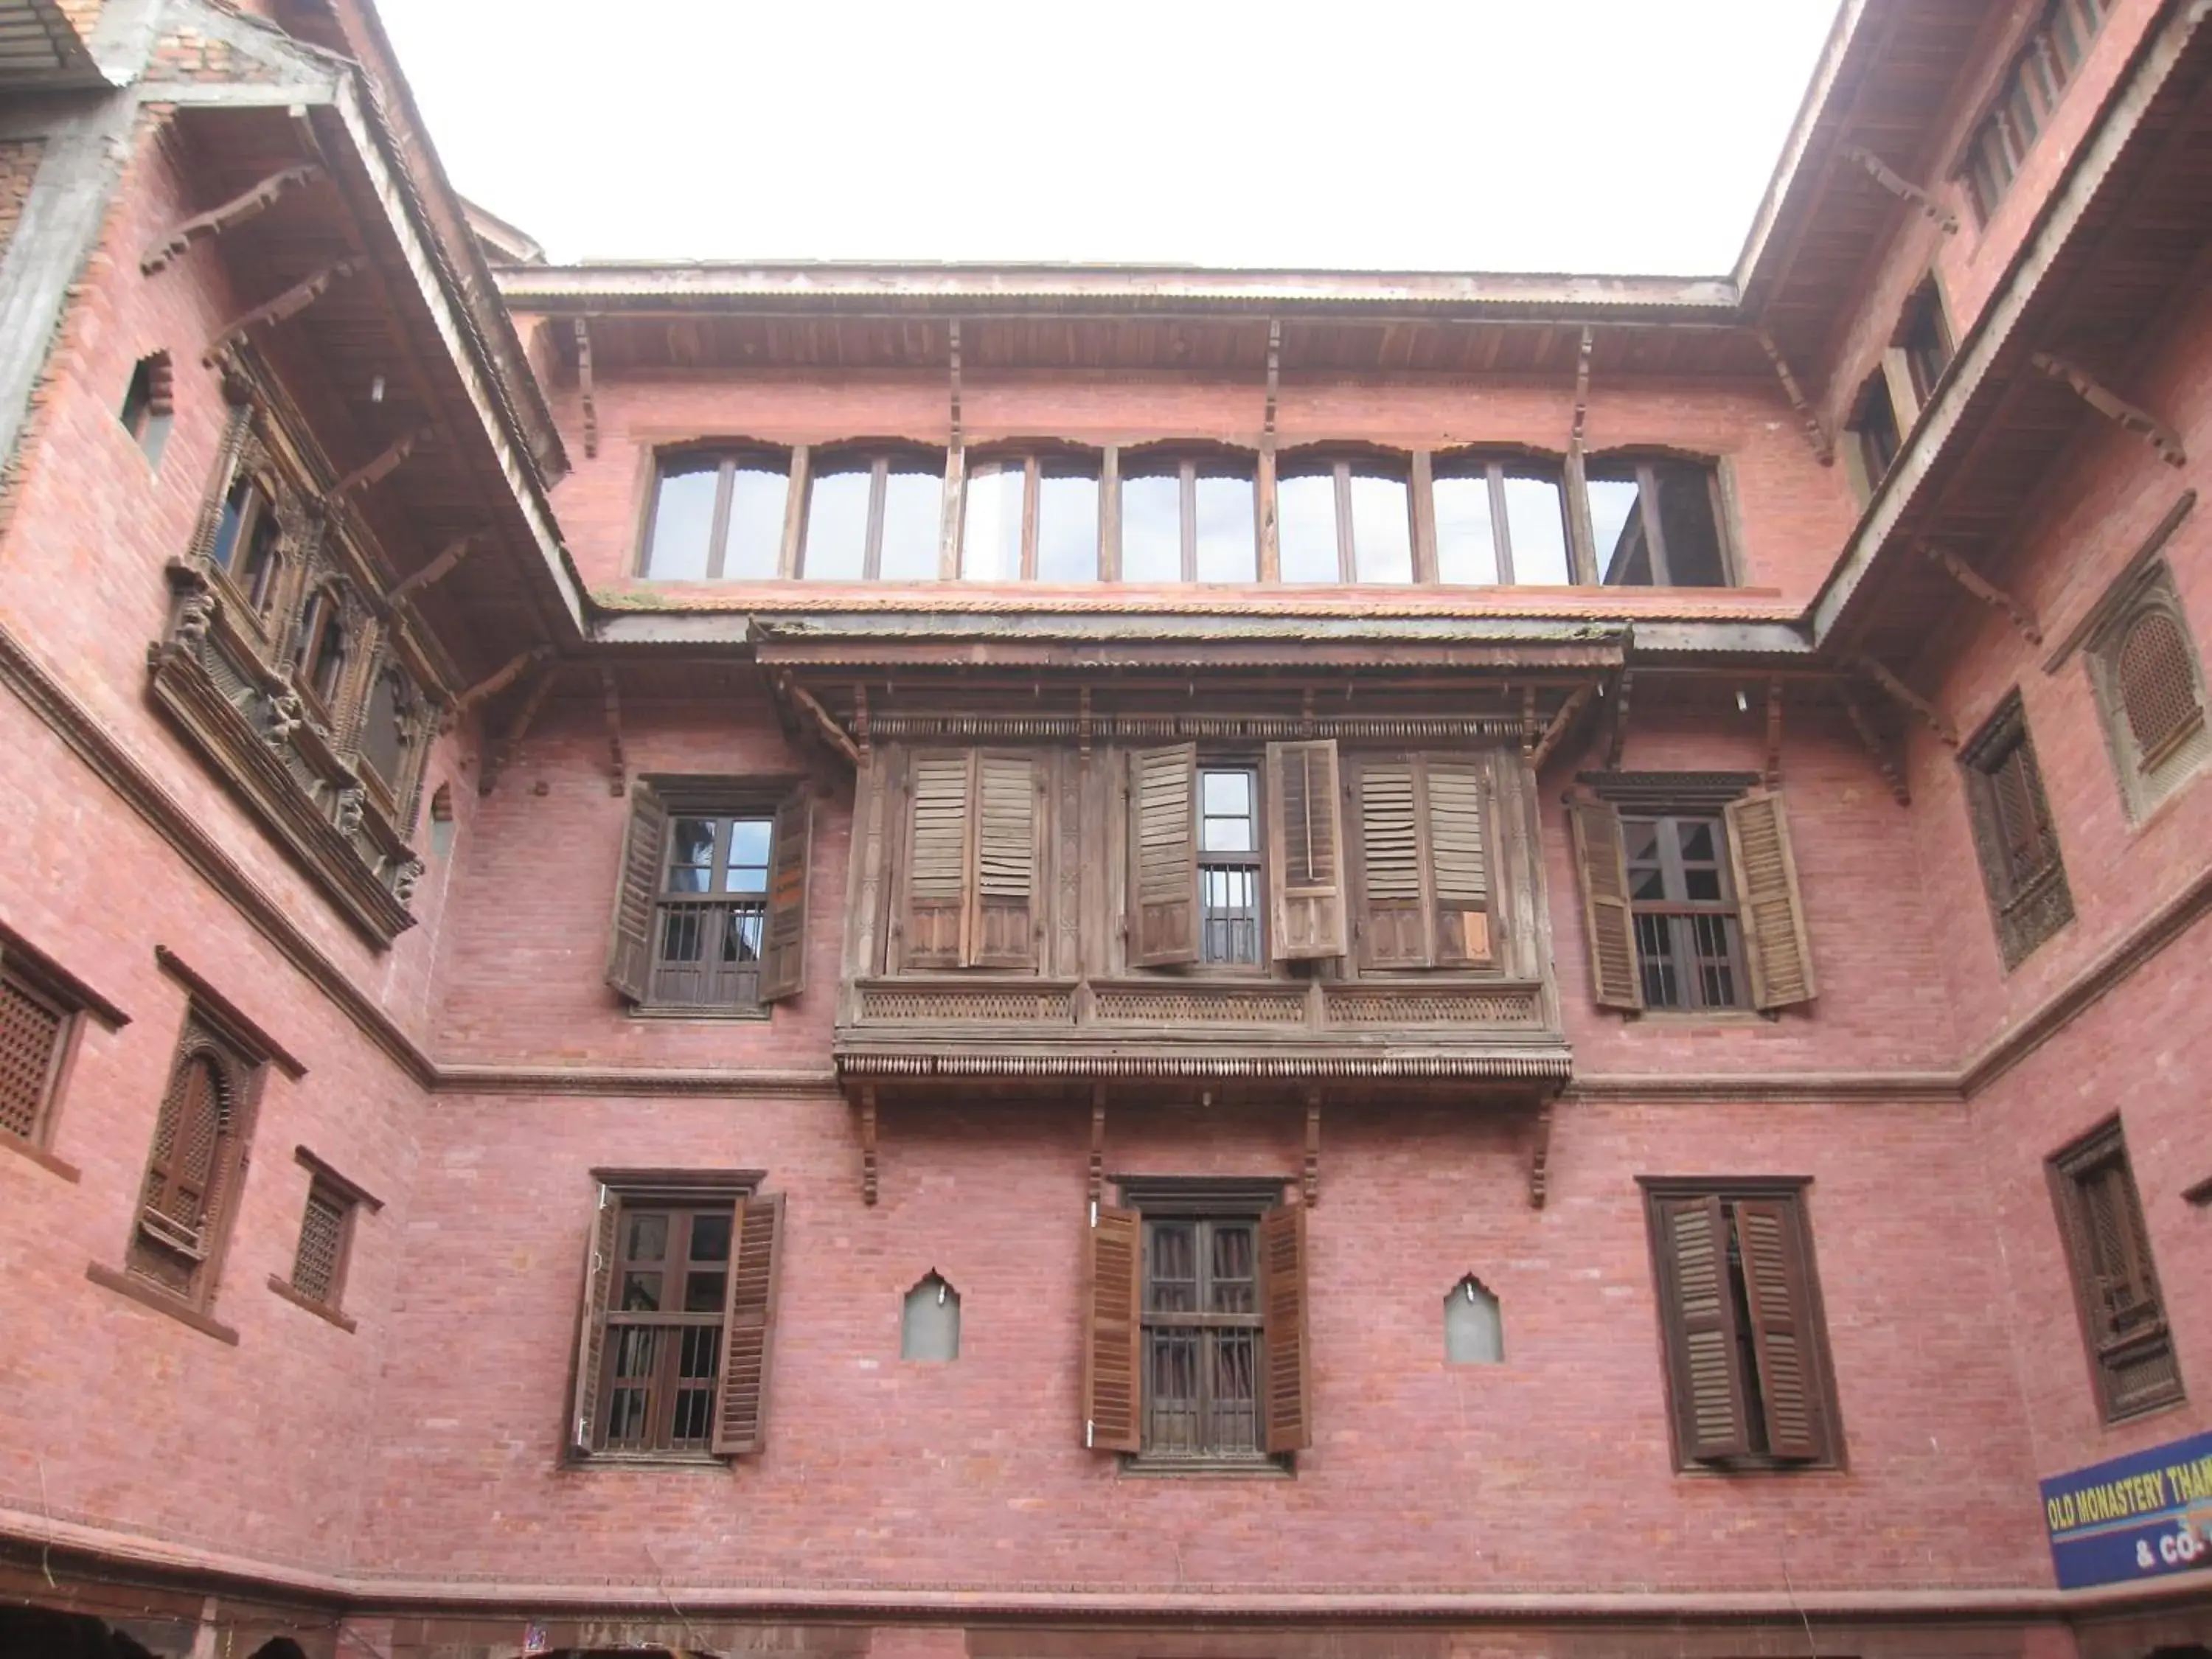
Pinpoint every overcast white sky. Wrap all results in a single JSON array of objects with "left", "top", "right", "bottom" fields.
[{"left": 375, "top": 0, "right": 1844, "bottom": 274}]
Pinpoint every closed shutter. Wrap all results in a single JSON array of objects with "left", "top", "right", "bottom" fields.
[
  {"left": 971, "top": 753, "right": 1038, "bottom": 969},
  {"left": 1357, "top": 758, "right": 1428, "bottom": 968},
  {"left": 758, "top": 789, "right": 813, "bottom": 1003},
  {"left": 1990, "top": 742, "right": 2059, "bottom": 889},
  {"left": 568, "top": 1185, "right": 619, "bottom": 1454},
  {"left": 1082, "top": 1204, "right": 1142, "bottom": 1452},
  {"left": 712, "top": 1190, "right": 785, "bottom": 1455},
  {"left": 1653, "top": 1195, "right": 1750, "bottom": 1461},
  {"left": 604, "top": 785, "right": 668, "bottom": 1003},
  {"left": 1129, "top": 743, "right": 1200, "bottom": 967},
  {"left": 1259, "top": 1203, "right": 1312, "bottom": 1453},
  {"left": 1724, "top": 788, "right": 1817, "bottom": 1010},
  {"left": 904, "top": 754, "right": 973, "bottom": 968},
  {"left": 1733, "top": 1198, "right": 1827, "bottom": 1461},
  {"left": 1425, "top": 758, "right": 1491, "bottom": 965},
  {"left": 1568, "top": 795, "right": 1642, "bottom": 1011},
  {"left": 1264, "top": 740, "right": 1347, "bottom": 960},
  {"left": 140, "top": 1051, "right": 227, "bottom": 1252}
]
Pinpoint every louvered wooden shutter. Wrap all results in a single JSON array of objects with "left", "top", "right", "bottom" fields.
[
  {"left": 1082, "top": 1204, "right": 1142, "bottom": 1453},
  {"left": 1733, "top": 1198, "right": 1827, "bottom": 1461},
  {"left": 1568, "top": 795, "right": 1642, "bottom": 1011},
  {"left": 712, "top": 1191, "right": 785, "bottom": 1455},
  {"left": 604, "top": 785, "right": 667, "bottom": 1003},
  {"left": 758, "top": 790, "right": 813, "bottom": 1003},
  {"left": 568, "top": 1186, "right": 619, "bottom": 1455},
  {"left": 971, "top": 753, "right": 1038, "bottom": 969},
  {"left": 1129, "top": 743, "right": 1200, "bottom": 967},
  {"left": 1260, "top": 1203, "right": 1312, "bottom": 1453},
  {"left": 1357, "top": 758, "right": 1427, "bottom": 967},
  {"left": 904, "top": 754, "right": 973, "bottom": 968},
  {"left": 1265, "top": 740, "right": 1346, "bottom": 960},
  {"left": 1654, "top": 1195, "right": 1750, "bottom": 1461},
  {"left": 1724, "top": 788, "right": 1816, "bottom": 1010},
  {"left": 1425, "top": 758, "right": 1491, "bottom": 965}
]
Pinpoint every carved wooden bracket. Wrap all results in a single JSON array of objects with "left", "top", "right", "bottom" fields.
[
  {"left": 452, "top": 645, "right": 551, "bottom": 717},
  {"left": 1924, "top": 543, "right": 2043, "bottom": 644},
  {"left": 1604, "top": 668, "right": 1634, "bottom": 769},
  {"left": 1764, "top": 675, "right": 1784, "bottom": 787},
  {"left": 861, "top": 1086, "right": 880, "bottom": 1206},
  {"left": 143, "top": 164, "right": 324, "bottom": 276},
  {"left": 204, "top": 259, "right": 359, "bottom": 365},
  {"left": 1089, "top": 1085, "right": 1107, "bottom": 1207},
  {"left": 573, "top": 319, "right": 598, "bottom": 459},
  {"left": 479, "top": 664, "right": 557, "bottom": 796},
  {"left": 1840, "top": 685, "right": 1912, "bottom": 806},
  {"left": 330, "top": 426, "right": 431, "bottom": 504},
  {"left": 2031, "top": 352, "right": 2186, "bottom": 467},
  {"left": 385, "top": 533, "right": 476, "bottom": 608},
  {"left": 1570, "top": 326, "right": 1593, "bottom": 451},
  {"left": 1854, "top": 653, "right": 1957, "bottom": 747},
  {"left": 1264, "top": 319, "right": 1282, "bottom": 440},
  {"left": 1529, "top": 683, "right": 1594, "bottom": 773},
  {"left": 781, "top": 675, "right": 860, "bottom": 768},
  {"left": 947, "top": 319, "right": 964, "bottom": 450},
  {"left": 1756, "top": 327, "right": 1835, "bottom": 465},
  {"left": 1841, "top": 145, "right": 1960, "bottom": 234},
  {"left": 1528, "top": 1100, "right": 1554, "bottom": 1209},
  {"left": 852, "top": 682, "right": 872, "bottom": 762},
  {"left": 600, "top": 666, "right": 626, "bottom": 798},
  {"left": 1303, "top": 1089, "right": 1322, "bottom": 1207}
]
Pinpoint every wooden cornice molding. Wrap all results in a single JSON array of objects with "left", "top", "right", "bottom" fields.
[{"left": 434, "top": 1065, "right": 842, "bottom": 1099}]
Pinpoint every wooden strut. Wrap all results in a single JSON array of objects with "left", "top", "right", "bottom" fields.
[
  {"left": 480, "top": 664, "right": 558, "bottom": 796},
  {"left": 573, "top": 319, "right": 598, "bottom": 460},
  {"left": 1528, "top": 1100, "right": 1554, "bottom": 1210},
  {"left": 1264, "top": 319, "right": 1282, "bottom": 439},
  {"left": 1924, "top": 543, "right": 2043, "bottom": 644},
  {"left": 330, "top": 425, "right": 431, "bottom": 504},
  {"left": 1840, "top": 145, "right": 1961, "bottom": 234},
  {"left": 1528, "top": 683, "right": 1596, "bottom": 773},
  {"left": 1088, "top": 1085, "right": 1106, "bottom": 1206},
  {"left": 1756, "top": 327, "right": 1836, "bottom": 465},
  {"left": 947, "top": 320, "right": 963, "bottom": 450},
  {"left": 452, "top": 646, "right": 551, "bottom": 716},
  {"left": 851, "top": 682, "right": 871, "bottom": 762},
  {"left": 782, "top": 677, "right": 861, "bottom": 768},
  {"left": 860, "top": 1086, "right": 880, "bottom": 1207},
  {"left": 385, "top": 533, "right": 476, "bottom": 607},
  {"left": 1570, "top": 326, "right": 1593, "bottom": 450},
  {"left": 599, "top": 666, "right": 626, "bottom": 798},
  {"left": 142, "top": 164, "right": 324, "bottom": 276},
  {"left": 2030, "top": 352, "right": 2187, "bottom": 467},
  {"left": 1303, "top": 1090, "right": 1321, "bottom": 1207},
  {"left": 1854, "top": 653, "right": 1958, "bottom": 747},
  {"left": 1764, "top": 675, "right": 1784, "bottom": 787},
  {"left": 1605, "top": 668, "right": 1634, "bottom": 769},
  {"left": 203, "top": 259, "right": 359, "bottom": 365},
  {"left": 1840, "top": 686, "right": 1913, "bottom": 807}
]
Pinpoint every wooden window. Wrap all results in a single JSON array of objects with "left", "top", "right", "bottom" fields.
[
  {"left": 640, "top": 446, "right": 790, "bottom": 580},
  {"left": 1960, "top": 692, "right": 2073, "bottom": 969},
  {"left": 119, "top": 351, "right": 173, "bottom": 465},
  {"left": 1624, "top": 814, "right": 1747, "bottom": 1010},
  {"left": 898, "top": 750, "right": 1039, "bottom": 970},
  {"left": 1960, "top": 0, "right": 2107, "bottom": 221},
  {"left": 605, "top": 783, "right": 812, "bottom": 1013},
  {"left": 2087, "top": 580, "right": 2210, "bottom": 820},
  {"left": 1262, "top": 740, "right": 1347, "bottom": 961},
  {"left": 1641, "top": 1179, "right": 1841, "bottom": 1470},
  {"left": 1277, "top": 453, "right": 1416, "bottom": 585},
  {"left": 2049, "top": 1119, "right": 2184, "bottom": 1423},
  {"left": 1900, "top": 279, "right": 1954, "bottom": 405},
  {"left": 292, "top": 584, "right": 351, "bottom": 715},
  {"left": 800, "top": 447, "right": 944, "bottom": 580},
  {"left": 1848, "top": 369, "right": 1903, "bottom": 493},
  {"left": 1349, "top": 753, "right": 1492, "bottom": 970},
  {"left": 961, "top": 450, "right": 1102, "bottom": 581},
  {"left": 270, "top": 1151, "right": 380, "bottom": 1329},
  {"left": 1432, "top": 454, "right": 1573, "bottom": 585},
  {"left": 1585, "top": 459, "right": 1731, "bottom": 588},
  {"left": 568, "top": 1175, "right": 784, "bottom": 1461},
  {"left": 1198, "top": 766, "right": 1264, "bottom": 966},
  {"left": 0, "top": 958, "right": 77, "bottom": 1151},
  {"left": 125, "top": 1016, "right": 265, "bottom": 1310},
  {"left": 1118, "top": 449, "right": 1259, "bottom": 584},
  {"left": 210, "top": 473, "right": 285, "bottom": 615}
]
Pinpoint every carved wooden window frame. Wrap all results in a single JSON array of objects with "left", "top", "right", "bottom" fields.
[
  {"left": 1274, "top": 445, "right": 1419, "bottom": 585},
  {"left": 2082, "top": 568, "right": 2210, "bottom": 823},
  {"left": 1958, "top": 690, "right": 2074, "bottom": 970},
  {"left": 2048, "top": 1116, "right": 2185, "bottom": 1424},
  {"left": 0, "top": 920, "right": 125, "bottom": 1170},
  {"left": 1429, "top": 448, "right": 1576, "bottom": 587}
]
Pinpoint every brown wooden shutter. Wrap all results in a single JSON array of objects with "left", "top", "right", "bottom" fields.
[
  {"left": 904, "top": 754, "right": 973, "bottom": 968},
  {"left": 1733, "top": 1198, "right": 1827, "bottom": 1461},
  {"left": 758, "top": 789, "right": 813, "bottom": 1003},
  {"left": 1568, "top": 794, "right": 1642, "bottom": 1010},
  {"left": 1653, "top": 1195, "right": 1750, "bottom": 1461},
  {"left": 1265, "top": 740, "right": 1346, "bottom": 960},
  {"left": 1260, "top": 1203, "right": 1312, "bottom": 1453},
  {"left": 1724, "top": 787, "right": 1817, "bottom": 1010},
  {"left": 1356, "top": 757, "right": 1429, "bottom": 968},
  {"left": 970, "top": 752, "right": 1038, "bottom": 969},
  {"left": 568, "top": 1185, "right": 619, "bottom": 1454},
  {"left": 712, "top": 1190, "right": 785, "bottom": 1455},
  {"left": 1425, "top": 758, "right": 1491, "bottom": 965},
  {"left": 1082, "top": 1203, "right": 1142, "bottom": 1453},
  {"left": 1129, "top": 743, "right": 1200, "bottom": 967},
  {"left": 604, "top": 785, "right": 667, "bottom": 1003}
]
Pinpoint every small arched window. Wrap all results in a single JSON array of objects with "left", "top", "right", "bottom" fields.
[
  {"left": 2117, "top": 609, "right": 2202, "bottom": 765},
  {"left": 1444, "top": 1275, "right": 1503, "bottom": 1364},
  {"left": 294, "top": 586, "right": 350, "bottom": 710},
  {"left": 2090, "top": 582, "right": 2210, "bottom": 820},
  {"left": 961, "top": 448, "right": 1102, "bottom": 582},
  {"left": 900, "top": 1270, "right": 961, "bottom": 1361},
  {"left": 127, "top": 1047, "right": 238, "bottom": 1301}
]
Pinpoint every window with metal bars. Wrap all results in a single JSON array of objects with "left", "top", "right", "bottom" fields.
[
  {"left": 1197, "top": 767, "right": 1263, "bottom": 966},
  {"left": 1140, "top": 1214, "right": 1266, "bottom": 1462},
  {"left": 1622, "top": 814, "right": 1748, "bottom": 1010},
  {"left": 2049, "top": 1119, "right": 2184, "bottom": 1423},
  {"left": 654, "top": 813, "right": 773, "bottom": 1010},
  {"left": 0, "top": 964, "right": 72, "bottom": 1150},
  {"left": 1961, "top": 692, "right": 2073, "bottom": 968},
  {"left": 594, "top": 1202, "right": 734, "bottom": 1455}
]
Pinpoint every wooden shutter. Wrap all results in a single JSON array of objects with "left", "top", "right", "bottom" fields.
[
  {"left": 1128, "top": 743, "right": 1200, "bottom": 967},
  {"left": 970, "top": 753, "right": 1038, "bottom": 969},
  {"left": 2117, "top": 608, "right": 2202, "bottom": 763},
  {"left": 712, "top": 1190, "right": 785, "bottom": 1455},
  {"left": 604, "top": 785, "right": 667, "bottom": 1003},
  {"left": 904, "top": 754, "right": 973, "bottom": 968},
  {"left": 1082, "top": 1203, "right": 1142, "bottom": 1453},
  {"left": 1733, "top": 1198, "right": 1828, "bottom": 1461},
  {"left": 1259, "top": 1203, "right": 1312, "bottom": 1453},
  {"left": 568, "top": 1186, "right": 619, "bottom": 1454},
  {"left": 1653, "top": 1195, "right": 1750, "bottom": 1461},
  {"left": 1265, "top": 740, "right": 1346, "bottom": 960},
  {"left": 1425, "top": 758, "right": 1491, "bottom": 965},
  {"left": 140, "top": 1051, "right": 227, "bottom": 1251},
  {"left": 1356, "top": 757, "right": 1428, "bottom": 967},
  {"left": 758, "top": 790, "right": 813, "bottom": 1003},
  {"left": 1724, "top": 788, "right": 1817, "bottom": 1010},
  {"left": 1568, "top": 795, "right": 1642, "bottom": 1011}
]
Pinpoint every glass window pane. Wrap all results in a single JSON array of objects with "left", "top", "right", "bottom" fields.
[
  {"left": 722, "top": 461, "right": 787, "bottom": 580},
  {"left": 689, "top": 1212, "right": 731, "bottom": 1262},
  {"left": 620, "top": 1271, "right": 662, "bottom": 1311},
  {"left": 1200, "top": 771, "right": 1250, "bottom": 818},
  {"left": 1034, "top": 464, "right": 1100, "bottom": 582},
  {"left": 1433, "top": 471, "right": 1500, "bottom": 584},
  {"left": 645, "top": 460, "right": 720, "bottom": 580},
  {"left": 1585, "top": 470, "right": 1646, "bottom": 585},
  {"left": 625, "top": 1211, "right": 668, "bottom": 1262},
  {"left": 961, "top": 460, "right": 1025, "bottom": 581},
  {"left": 684, "top": 1271, "right": 726, "bottom": 1312},
  {"left": 1192, "top": 471, "right": 1257, "bottom": 582},
  {"left": 1654, "top": 465, "right": 1727, "bottom": 586},
  {"left": 1503, "top": 473, "right": 1572, "bottom": 584},
  {"left": 1347, "top": 470, "right": 1413, "bottom": 583},
  {"left": 1277, "top": 471, "right": 1340, "bottom": 582},
  {"left": 725, "top": 818, "right": 771, "bottom": 894},
  {"left": 209, "top": 480, "right": 251, "bottom": 571},
  {"left": 877, "top": 464, "right": 943, "bottom": 580},
  {"left": 667, "top": 817, "right": 715, "bottom": 892},
  {"left": 801, "top": 467, "right": 869, "bottom": 580},
  {"left": 1121, "top": 470, "right": 1183, "bottom": 582}
]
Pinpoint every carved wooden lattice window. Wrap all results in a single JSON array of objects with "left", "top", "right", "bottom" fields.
[
  {"left": 1960, "top": 692, "right": 2073, "bottom": 969},
  {"left": 0, "top": 961, "right": 73, "bottom": 1149},
  {"left": 2048, "top": 1119, "right": 2183, "bottom": 1423},
  {"left": 2087, "top": 577, "right": 2210, "bottom": 821},
  {"left": 290, "top": 1180, "right": 350, "bottom": 1305},
  {"left": 126, "top": 1017, "right": 263, "bottom": 1310}
]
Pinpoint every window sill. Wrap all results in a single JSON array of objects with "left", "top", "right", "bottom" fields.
[
  {"left": 626, "top": 1005, "right": 771, "bottom": 1023},
  {"left": 266, "top": 1273, "right": 357, "bottom": 1333},
  {"left": 0, "top": 1133, "right": 80, "bottom": 1183},
  {"left": 563, "top": 1452, "right": 732, "bottom": 1473},
  {"left": 86, "top": 1261, "right": 238, "bottom": 1346},
  {"left": 2098, "top": 1393, "right": 2189, "bottom": 1430},
  {"left": 1121, "top": 1454, "right": 1293, "bottom": 1479},
  {"left": 1674, "top": 1457, "right": 1844, "bottom": 1477},
  {"left": 1627, "top": 1008, "right": 1773, "bottom": 1026}
]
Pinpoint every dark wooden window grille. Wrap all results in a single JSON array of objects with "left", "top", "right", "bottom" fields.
[
  {"left": 289, "top": 1179, "right": 352, "bottom": 1307},
  {"left": 0, "top": 964, "right": 71, "bottom": 1145},
  {"left": 1623, "top": 813, "right": 1747, "bottom": 1010},
  {"left": 1900, "top": 279, "right": 1954, "bottom": 404},
  {"left": 1432, "top": 454, "right": 1573, "bottom": 585},
  {"left": 1961, "top": 0, "right": 2105, "bottom": 221},
  {"left": 1277, "top": 453, "right": 1416, "bottom": 585},
  {"left": 654, "top": 813, "right": 774, "bottom": 1010},
  {"left": 1586, "top": 459, "right": 1730, "bottom": 588},
  {"left": 2049, "top": 1119, "right": 2184, "bottom": 1422},
  {"left": 1118, "top": 451, "right": 1259, "bottom": 584},
  {"left": 1961, "top": 692, "right": 2073, "bottom": 968},
  {"left": 799, "top": 447, "right": 945, "bottom": 581},
  {"left": 126, "top": 1022, "right": 260, "bottom": 1307},
  {"left": 961, "top": 450, "right": 1103, "bottom": 582},
  {"left": 641, "top": 447, "right": 790, "bottom": 580},
  {"left": 1197, "top": 767, "right": 1262, "bottom": 965},
  {"left": 1849, "top": 370, "right": 1902, "bottom": 489},
  {"left": 1141, "top": 1214, "right": 1265, "bottom": 1461}
]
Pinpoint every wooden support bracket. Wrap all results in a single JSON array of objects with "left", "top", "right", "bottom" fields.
[
  {"left": 1264, "top": 319, "right": 1282, "bottom": 440},
  {"left": 1303, "top": 1089, "right": 1321, "bottom": 1207},
  {"left": 1570, "top": 326, "right": 1593, "bottom": 450},
  {"left": 143, "top": 164, "right": 324, "bottom": 276},
  {"left": 1841, "top": 145, "right": 1960, "bottom": 234},
  {"left": 453, "top": 645, "right": 552, "bottom": 717},
  {"left": 1756, "top": 327, "right": 1835, "bottom": 465},
  {"left": 1088, "top": 1085, "right": 1107, "bottom": 1207},
  {"left": 1924, "top": 543, "right": 2043, "bottom": 644},
  {"left": 599, "top": 666, "right": 626, "bottom": 797},
  {"left": 2031, "top": 352, "right": 2186, "bottom": 467},
  {"left": 330, "top": 425, "right": 431, "bottom": 504},
  {"left": 1764, "top": 675, "right": 1784, "bottom": 787},
  {"left": 852, "top": 683, "right": 872, "bottom": 762},
  {"left": 782, "top": 676, "right": 861, "bottom": 768},
  {"left": 204, "top": 259, "right": 358, "bottom": 365},
  {"left": 947, "top": 319, "right": 964, "bottom": 449},
  {"left": 573, "top": 319, "right": 598, "bottom": 459},
  {"left": 385, "top": 533, "right": 476, "bottom": 607},
  {"left": 1840, "top": 686, "right": 1912, "bottom": 806},
  {"left": 1528, "top": 683, "right": 1596, "bottom": 773},
  {"left": 1855, "top": 653, "right": 1957, "bottom": 747},
  {"left": 1605, "top": 668, "right": 1634, "bottom": 769},
  {"left": 1528, "top": 1100, "right": 1554, "bottom": 1210},
  {"left": 861, "top": 1086, "right": 880, "bottom": 1207},
  {"left": 480, "top": 664, "right": 558, "bottom": 796}
]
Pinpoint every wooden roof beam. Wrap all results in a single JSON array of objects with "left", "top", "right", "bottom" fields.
[
  {"left": 1757, "top": 327, "right": 1835, "bottom": 465},
  {"left": 2030, "top": 352, "right": 2186, "bottom": 468},
  {"left": 203, "top": 258, "right": 358, "bottom": 365},
  {"left": 142, "top": 164, "right": 324, "bottom": 276},
  {"left": 1924, "top": 543, "right": 2042, "bottom": 644},
  {"left": 572, "top": 318, "right": 598, "bottom": 459},
  {"left": 1840, "top": 145, "right": 1959, "bottom": 235},
  {"left": 1854, "top": 653, "right": 1955, "bottom": 747}
]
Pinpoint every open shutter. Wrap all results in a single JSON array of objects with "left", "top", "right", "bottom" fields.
[
  {"left": 904, "top": 754, "right": 973, "bottom": 968},
  {"left": 712, "top": 1191, "right": 785, "bottom": 1455},
  {"left": 971, "top": 753, "right": 1039, "bottom": 968},
  {"left": 1724, "top": 788, "right": 1816, "bottom": 1010},
  {"left": 1265, "top": 740, "right": 1346, "bottom": 960},
  {"left": 1128, "top": 743, "right": 1200, "bottom": 967},
  {"left": 567, "top": 1186, "right": 618, "bottom": 1455},
  {"left": 758, "top": 790, "right": 813, "bottom": 1003},
  {"left": 1654, "top": 1195, "right": 1750, "bottom": 1461},
  {"left": 1357, "top": 757, "right": 1428, "bottom": 967},
  {"left": 1425, "top": 758, "right": 1491, "bottom": 965},
  {"left": 1082, "top": 1204, "right": 1142, "bottom": 1453},
  {"left": 1568, "top": 794, "right": 1642, "bottom": 1011},
  {"left": 604, "top": 785, "right": 667, "bottom": 1003},
  {"left": 1733, "top": 1198, "right": 1827, "bottom": 1461},
  {"left": 1259, "top": 1203, "right": 1312, "bottom": 1453}
]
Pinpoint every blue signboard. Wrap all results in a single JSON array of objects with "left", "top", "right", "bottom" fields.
[{"left": 2042, "top": 1429, "right": 2212, "bottom": 1590}]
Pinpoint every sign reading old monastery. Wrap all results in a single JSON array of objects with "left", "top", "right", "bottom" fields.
[{"left": 2042, "top": 1430, "right": 2212, "bottom": 1590}]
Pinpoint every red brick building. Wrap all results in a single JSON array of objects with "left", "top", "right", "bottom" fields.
[{"left": 1, "top": 1, "right": 2210, "bottom": 1656}]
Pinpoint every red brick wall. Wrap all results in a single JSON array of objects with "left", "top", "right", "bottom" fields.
[{"left": 0, "top": 140, "right": 41, "bottom": 258}]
